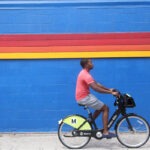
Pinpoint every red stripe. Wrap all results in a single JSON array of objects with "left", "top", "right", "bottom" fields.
[
  {"left": 0, "top": 32, "right": 150, "bottom": 41},
  {"left": 0, "top": 32, "right": 149, "bottom": 47},
  {"left": 0, "top": 38, "right": 149, "bottom": 47}
]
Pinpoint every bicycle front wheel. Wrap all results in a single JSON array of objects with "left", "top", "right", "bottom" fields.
[
  {"left": 116, "top": 114, "right": 150, "bottom": 148},
  {"left": 58, "top": 115, "right": 92, "bottom": 149}
]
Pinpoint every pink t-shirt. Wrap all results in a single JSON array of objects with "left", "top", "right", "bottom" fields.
[{"left": 75, "top": 69, "right": 94, "bottom": 101}]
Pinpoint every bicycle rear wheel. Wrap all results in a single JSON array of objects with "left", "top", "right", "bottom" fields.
[
  {"left": 58, "top": 115, "right": 92, "bottom": 149},
  {"left": 116, "top": 114, "right": 150, "bottom": 148}
]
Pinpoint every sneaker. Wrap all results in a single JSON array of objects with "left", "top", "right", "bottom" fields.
[{"left": 102, "top": 132, "right": 116, "bottom": 139}]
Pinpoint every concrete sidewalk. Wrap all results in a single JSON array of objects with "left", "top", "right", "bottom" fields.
[{"left": 0, "top": 133, "right": 149, "bottom": 150}]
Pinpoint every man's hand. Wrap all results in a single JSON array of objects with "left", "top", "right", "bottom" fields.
[
  {"left": 110, "top": 89, "right": 120, "bottom": 97},
  {"left": 112, "top": 91, "right": 120, "bottom": 97}
]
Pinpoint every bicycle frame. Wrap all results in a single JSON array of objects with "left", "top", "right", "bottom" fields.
[
  {"left": 76, "top": 99, "right": 134, "bottom": 138},
  {"left": 108, "top": 108, "right": 121, "bottom": 129},
  {"left": 78, "top": 106, "right": 122, "bottom": 131}
]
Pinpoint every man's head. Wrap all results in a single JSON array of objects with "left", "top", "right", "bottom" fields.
[{"left": 80, "top": 58, "right": 94, "bottom": 70}]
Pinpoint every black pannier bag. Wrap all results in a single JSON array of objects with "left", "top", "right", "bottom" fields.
[{"left": 123, "top": 93, "right": 136, "bottom": 108}]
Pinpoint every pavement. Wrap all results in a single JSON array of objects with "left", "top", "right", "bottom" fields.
[{"left": 0, "top": 133, "right": 150, "bottom": 150}]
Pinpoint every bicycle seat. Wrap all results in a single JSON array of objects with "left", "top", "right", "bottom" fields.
[
  {"left": 78, "top": 104, "right": 85, "bottom": 107},
  {"left": 78, "top": 104, "right": 89, "bottom": 110}
]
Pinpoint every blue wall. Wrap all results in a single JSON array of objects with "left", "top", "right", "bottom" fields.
[
  {"left": 0, "top": 1, "right": 150, "bottom": 131},
  {"left": 0, "top": 1, "right": 150, "bottom": 33},
  {"left": 0, "top": 58, "right": 150, "bottom": 132}
]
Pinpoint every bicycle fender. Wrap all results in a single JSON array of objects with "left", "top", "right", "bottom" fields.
[
  {"left": 60, "top": 114, "right": 92, "bottom": 130},
  {"left": 115, "top": 113, "right": 137, "bottom": 130}
]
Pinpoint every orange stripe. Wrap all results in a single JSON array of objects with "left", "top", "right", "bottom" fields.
[{"left": 0, "top": 45, "right": 150, "bottom": 53}]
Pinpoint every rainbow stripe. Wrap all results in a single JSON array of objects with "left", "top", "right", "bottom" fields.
[{"left": 0, "top": 32, "right": 150, "bottom": 59}]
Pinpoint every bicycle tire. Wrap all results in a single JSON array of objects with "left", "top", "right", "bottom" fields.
[
  {"left": 116, "top": 114, "right": 150, "bottom": 148},
  {"left": 58, "top": 114, "right": 92, "bottom": 149}
]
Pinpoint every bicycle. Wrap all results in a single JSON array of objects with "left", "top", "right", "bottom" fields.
[{"left": 58, "top": 91, "right": 150, "bottom": 149}]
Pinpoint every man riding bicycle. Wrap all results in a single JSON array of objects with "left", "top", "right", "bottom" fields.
[{"left": 75, "top": 58, "right": 119, "bottom": 138}]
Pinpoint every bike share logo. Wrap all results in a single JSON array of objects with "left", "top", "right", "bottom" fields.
[{"left": 71, "top": 118, "right": 77, "bottom": 124}]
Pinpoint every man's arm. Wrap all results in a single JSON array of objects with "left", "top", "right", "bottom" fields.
[
  {"left": 97, "top": 82, "right": 111, "bottom": 91},
  {"left": 89, "top": 81, "right": 118, "bottom": 96}
]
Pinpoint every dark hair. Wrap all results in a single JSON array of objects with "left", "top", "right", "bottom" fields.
[{"left": 80, "top": 58, "right": 90, "bottom": 68}]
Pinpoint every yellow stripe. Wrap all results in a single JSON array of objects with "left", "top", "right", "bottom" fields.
[{"left": 0, "top": 51, "right": 150, "bottom": 59}]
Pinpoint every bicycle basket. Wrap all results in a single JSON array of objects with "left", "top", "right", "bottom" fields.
[{"left": 123, "top": 93, "right": 136, "bottom": 108}]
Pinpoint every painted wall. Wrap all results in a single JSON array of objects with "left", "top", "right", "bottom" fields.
[
  {"left": 0, "top": 58, "right": 150, "bottom": 132},
  {"left": 0, "top": 1, "right": 150, "bottom": 131},
  {"left": 0, "top": 1, "right": 150, "bottom": 34}
]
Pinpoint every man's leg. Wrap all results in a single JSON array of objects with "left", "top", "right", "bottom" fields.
[
  {"left": 92, "top": 109, "right": 102, "bottom": 120},
  {"left": 92, "top": 104, "right": 109, "bottom": 134},
  {"left": 101, "top": 105, "right": 109, "bottom": 134}
]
